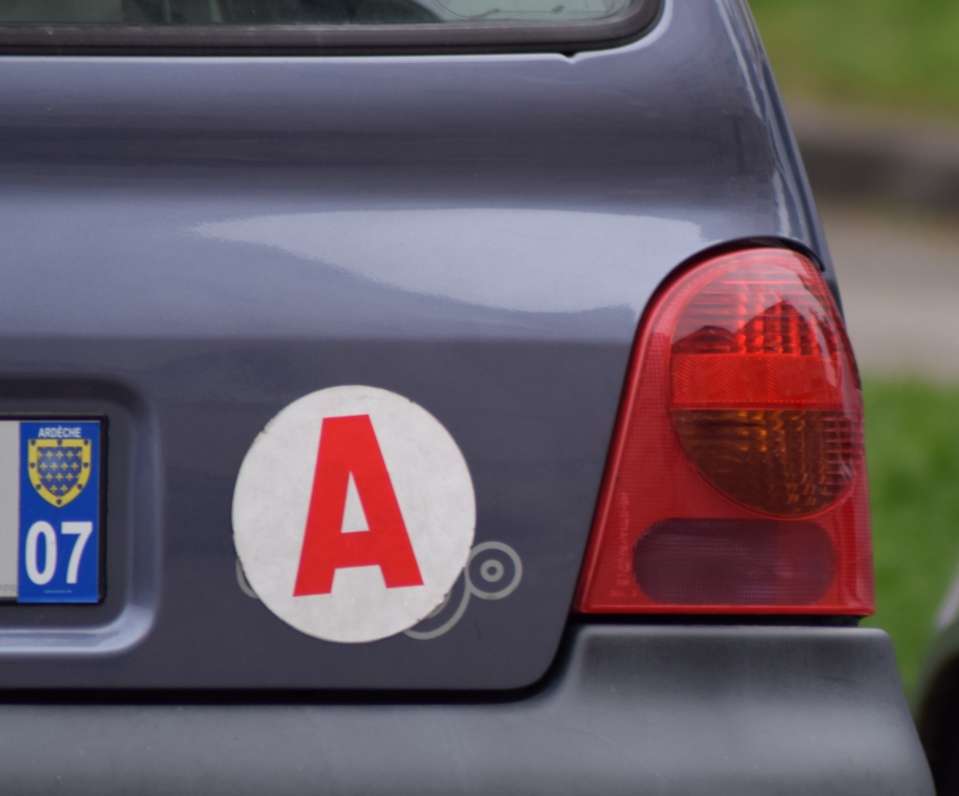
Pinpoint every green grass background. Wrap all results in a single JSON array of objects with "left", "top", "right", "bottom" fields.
[
  {"left": 863, "top": 381, "right": 959, "bottom": 694},
  {"left": 750, "top": 0, "right": 959, "bottom": 122}
]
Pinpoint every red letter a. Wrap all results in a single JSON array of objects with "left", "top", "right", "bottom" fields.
[{"left": 293, "top": 414, "right": 424, "bottom": 596}]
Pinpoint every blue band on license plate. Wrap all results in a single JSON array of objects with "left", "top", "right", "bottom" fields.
[{"left": 0, "top": 420, "right": 102, "bottom": 604}]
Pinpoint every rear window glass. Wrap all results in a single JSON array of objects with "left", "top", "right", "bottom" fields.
[{"left": 0, "top": 0, "right": 631, "bottom": 25}]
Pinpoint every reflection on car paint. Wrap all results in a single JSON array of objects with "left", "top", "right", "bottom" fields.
[{"left": 196, "top": 210, "right": 704, "bottom": 314}]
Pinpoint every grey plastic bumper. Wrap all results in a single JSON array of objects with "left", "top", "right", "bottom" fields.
[{"left": 0, "top": 625, "right": 933, "bottom": 795}]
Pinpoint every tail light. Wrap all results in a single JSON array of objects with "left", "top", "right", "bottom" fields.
[{"left": 575, "top": 247, "right": 873, "bottom": 614}]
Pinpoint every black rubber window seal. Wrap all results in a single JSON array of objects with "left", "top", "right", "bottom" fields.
[{"left": 0, "top": 0, "right": 661, "bottom": 56}]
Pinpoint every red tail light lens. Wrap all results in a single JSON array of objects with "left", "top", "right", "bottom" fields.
[{"left": 575, "top": 248, "right": 873, "bottom": 614}]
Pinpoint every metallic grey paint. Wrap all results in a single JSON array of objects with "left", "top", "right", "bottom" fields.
[{"left": 0, "top": 0, "right": 835, "bottom": 689}]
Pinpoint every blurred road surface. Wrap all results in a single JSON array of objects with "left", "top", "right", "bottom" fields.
[{"left": 821, "top": 203, "right": 959, "bottom": 382}]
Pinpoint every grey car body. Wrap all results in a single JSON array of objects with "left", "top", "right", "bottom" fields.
[{"left": 0, "top": 0, "right": 934, "bottom": 793}]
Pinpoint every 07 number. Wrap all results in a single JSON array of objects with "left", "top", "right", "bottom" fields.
[{"left": 24, "top": 521, "right": 94, "bottom": 586}]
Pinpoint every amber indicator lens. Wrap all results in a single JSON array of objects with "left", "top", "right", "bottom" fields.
[{"left": 575, "top": 248, "right": 873, "bottom": 615}]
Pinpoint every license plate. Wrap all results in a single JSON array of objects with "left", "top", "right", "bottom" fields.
[{"left": 0, "top": 420, "right": 102, "bottom": 604}]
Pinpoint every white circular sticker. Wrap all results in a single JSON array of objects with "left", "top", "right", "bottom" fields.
[{"left": 232, "top": 386, "right": 476, "bottom": 643}]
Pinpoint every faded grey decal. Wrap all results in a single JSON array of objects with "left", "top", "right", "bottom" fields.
[{"left": 405, "top": 541, "right": 522, "bottom": 641}]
